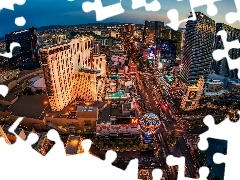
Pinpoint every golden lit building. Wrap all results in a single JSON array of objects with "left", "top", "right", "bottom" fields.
[
  {"left": 39, "top": 35, "right": 106, "bottom": 111},
  {"left": 180, "top": 76, "right": 204, "bottom": 111}
]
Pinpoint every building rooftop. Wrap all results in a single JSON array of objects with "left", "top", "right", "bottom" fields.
[
  {"left": 42, "top": 40, "right": 72, "bottom": 48},
  {"left": 0, "top": 105, "right": 10, "bottom": 112},
  {"left": 204, "top": 89, "right": 230, "bottom": 96},
  {"left": 65, "top": 135, "right": 82, "bottom": 155},
  {"left": 1, "top": 125, "right": 14, "bottom": 136},
  {"left": 77, "top": 106, "right": 98, "bottom": 113},
  {"left": 78, "top": 68, "right": 101, "bottom": 74},
  {"left": 8, "top": 94, "right": 49, "bottom": 120},
  {"left": 0, "top": 92, "right": 16, "bottom": 101},
  {"left": 110, "top": 104, "right": 123, "bottom": 117},
  {"left": 97, "top": 105, "right": 111, "bottom": 124},
  {"left": 122, "top": 103, "right": 132, "bottom": 111},
  {"left": 46, "top": 104, "right": 77, "bottom": 118}
]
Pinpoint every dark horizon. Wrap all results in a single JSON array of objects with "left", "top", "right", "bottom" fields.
[{"left": 0, "top": 0, "right": 239, "bottom": 38}]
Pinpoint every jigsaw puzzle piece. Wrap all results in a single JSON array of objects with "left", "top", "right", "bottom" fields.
[
  {"left": 166, "top": 155, "right": 209, "bottom": 179},
  {"left": 166, "top": 0, "right": 220, "bottom": 30},
  {"left": 105, "top": 150, "right": 117, "bottom": 164},
  {"left": 212, "top": 131, "right": 240, "bottom": 180},
  {"left": 6, "top": 117, "right": 24, "bottom": 144},
  {"left": 212, "top": 30, "right": 240, "bottom": 78},
  {"left": 152, "top": 169, "right": 163, "bottom": 180},
  {"left": 159, "top": 0, "right": 192, "bottom": 30},
  {"left": 198, "top": 114, "right": 237, "bottom": 151},
  {"left": 0, "top": 132, "right": 40, "bottom": 180},
  {"left": 198, "top": 115, "right": 216, "bottom": 151},
  {"left": 166, "top": 155, "right": 185, "bottom": 179},
  {"left": 125, "top": 158, "right": 139, "bottom": 180},
  {"left": 213, "top": 152, "right": 226, "bottom": 165},
  {"left": 0, "top": 42, "right": 21, "bottom": 58},
  {"left": 82, "top": 0, "right": 125, "bottom": 21},
  {"left": 45, "top": 129, "right": 66, "bottom": 157},
  {"left": 81, "top": 138, "right": 92, "bottom": 153},
  {"left": 131, "top": 0, "right": 161, "bottom": 11},
  {"left": 198, "top": 112, "right": 240, "bottom": 179},
  {"left": 0, "top": 85, "right": 9, "bottom": 98},
  {"left": 0, "top": 0, "right": 26, "bottom": 10},
  {"left": 225, "top": 0, "right": 240, "bottom": 24},
  {"left": 189, "top": 0, "right": 220, "bottom": 16}
]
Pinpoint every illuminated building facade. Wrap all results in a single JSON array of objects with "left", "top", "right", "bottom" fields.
[
  {"left": 143, "top": 21, "right": 164, "bottom": 42},
  {"left": 139, "top": 113, "right": 161, "bottom": 144},
  {"left": 180, "top": 12, "right": 215, "bottom": 85},
  {"left": 124, "top": 24, "right": 136, "bottom": 32},
  {"left": 93, "top": 40, "right": 102, "bottom": 54},
  {"left": 129, "top": 63, "right": 137, "bottom": 74},
  {"left": 39, "top": 35, "right": 106, "bottom": 111},
  {"left": 156, "top": 38, "right": 177, "bottom": 63},
  {"left": 180, "top": 76, "right": 204, "bottom": 111},
  {"left": 96, "top": 117, "right": 140, "bottom": 136}
]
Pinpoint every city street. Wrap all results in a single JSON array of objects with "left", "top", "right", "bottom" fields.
[{"left": 137, "top": 72, "right": 178, "bottom": 179}]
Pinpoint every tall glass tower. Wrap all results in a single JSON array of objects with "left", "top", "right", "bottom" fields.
[{"left": 179, "top": 12, "right": 216, "bottom": 85}]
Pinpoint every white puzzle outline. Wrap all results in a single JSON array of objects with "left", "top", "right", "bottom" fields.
[{"left": 1, "top": 0, "right": 240, "bottom": 179}]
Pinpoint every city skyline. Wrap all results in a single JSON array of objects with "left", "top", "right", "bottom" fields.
[
  {"left": 1, "top": 2, "right": 240, "bottom": 179},
  {"left": 0, "top": 0, "right": 240, "bottom": 37}
]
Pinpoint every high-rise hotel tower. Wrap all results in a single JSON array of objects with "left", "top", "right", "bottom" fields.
[
  {"left": 39, "top": 35, "right": 106, "bottom": 111},
  {"left": 179, "top": 12, "right": 216, "bottom": 85}
]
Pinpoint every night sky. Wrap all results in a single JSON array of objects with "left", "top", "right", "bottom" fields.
[{"left": 0, "top": 0, "right": 239, "bottom": 37}]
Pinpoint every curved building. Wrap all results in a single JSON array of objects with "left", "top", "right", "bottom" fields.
[
  {"left": 39, "top": 35, "right": 106, "bottom": 111},
  {"left": 179, "top": 12, "right": 215, "bottom": 85}
]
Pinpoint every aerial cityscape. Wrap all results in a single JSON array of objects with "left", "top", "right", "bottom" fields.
[{"left": 1, "top": 9, "right": 240, "bottom": 180}]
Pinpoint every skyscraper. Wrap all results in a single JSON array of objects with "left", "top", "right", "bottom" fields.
[
  {"left": 180, "top": 12, "right": 216, "bottom": 85},
  {"left": 143, "top": 20, "right": 164, "bottom": 43},
  {"left": 155, "top": 38, "right": 177, "bottom": 63},
  {"left": 5, "top": 27, "right": 38, "bottom": 69},
  {"left": 212, "top": 23, "right": 240, "bottom": 79},
  {"left": 93, "top": 40, "right": 102, "bottom": 54},
  {"left": 39, "top": 35, "right": 106, "bottom": 111}
]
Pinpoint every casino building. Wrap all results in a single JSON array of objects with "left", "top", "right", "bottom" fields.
[
  {"left": 139, "top": 113, "right": 161, "bottom": 144},
  {"left": 96, "top": 117, "right": 140, "bottom": 136},
  {"left": 179, "top": 12, "right": 215, "bottom": 85},
  {"left": 39, "top": 34, "right": 106, "bottom": 111}
]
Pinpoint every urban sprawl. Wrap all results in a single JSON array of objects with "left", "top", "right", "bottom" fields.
[{"left": 0, "top": 12, "right": 240, "bottom": 180}]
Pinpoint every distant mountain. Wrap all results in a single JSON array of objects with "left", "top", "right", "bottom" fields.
[
  {"left": 37, "top": 25, "right": 66, "bottom": 31},
  {"left": 0, "top": 22, "right": 144, "bottom": 39},
  {"left": 36, "top": 22, "right": 143, "bottom": 32}
]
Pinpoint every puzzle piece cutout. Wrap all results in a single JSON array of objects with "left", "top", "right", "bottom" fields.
[
  {"left": 212, "top": 30, "right": 240, "bottom": 79},
  {"left": 225, "top": 0, "right": 240, "bottom": 24},
  {"left": 167, "top": 0, "right": 220, "bottom": 30},
  {"left": 152, "top": 169, "right": 163, "bottom": 180},
  {"left": 0, "top": 42, "right": 21, "bottom": 58},
  {"left": 0, "top": 116, "right": 139, "bottom": 180},
  {"left": 46, "top": 129, "right": 66, "bottom": 157},
  {"left": 0, "top": 0, "right": 26, "bottom": 26},
  {"left": 0, "top": 0, "right": 26, "bottom": 10},
  {"left": 166, "top": 155, "right": 209, "bottom": 180},
  {"left": 198, "top": 111, "right": 240, "bottom": 180},
  {"left": 82, "top": 0, "right": 221, "bottom": 30},
  {"left": 0, "top": 85, "right": 9, "bottom": 98},
  {"left": 131, "top": 0, "right": 161, "bottom": 12},
  {"left": 82, "top": 0, "right": 125, "bottom": 21}
]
